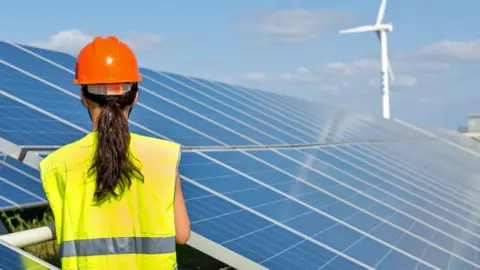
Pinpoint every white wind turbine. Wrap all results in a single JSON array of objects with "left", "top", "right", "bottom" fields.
[{"left": 339, "top": 0, "right": 395, "bottom": 119}]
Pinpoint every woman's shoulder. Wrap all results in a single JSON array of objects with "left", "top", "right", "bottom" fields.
[
  {"left": 130, "top": 133, "right": 182, "bottom": 149},
  {"left": 40, "top": 133, "right": 96, "bottom": 170},
  {"left": 130, "top": 133, "right": 182, "bottom": 161}
]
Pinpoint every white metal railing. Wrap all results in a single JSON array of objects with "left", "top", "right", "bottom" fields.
[{"left": 0, "top": 224, "right": 55, "bottom": 248}]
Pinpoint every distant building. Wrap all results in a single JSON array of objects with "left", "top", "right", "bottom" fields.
[{"left": 458, "top": 115, "right": 480, "bottom": 141}]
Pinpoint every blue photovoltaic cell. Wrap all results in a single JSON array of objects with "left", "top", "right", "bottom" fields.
[
  {"left": 157, "top": 71, "right": 312, "bottom": 143},
  {"left": 20, "top": 44, "right": 77, "bottom": 70},
  {"left": 140, "top": 69, "right": 308, "bottom": 144},
  {"left": 225, "top": 82, "right": 426, "bottom": 143},
  {"left": 213, "top": 82, "right": 368, "bottom": 144},
  {"left": 180, "top": 154, "right": 369, "bottom": 270},
  {"left": 0, "top": 58, "right": 92, "bottom": 131},
  {"left": 0, "top": 94, "right": 85, "bottom": 146},
  {"left": 316, "top": 145, "right": 480, "bottom": 230},
  {"left": 183, "top": 148, "right": 480, "bottom": 269},
  {"left": 0, "top": 42, "right": 249, "bottom": 146},
  {"left": 2, "top": 42, "right": 480, "bottom": 270},
  {"left": 0, "top": 239, "right": 58, "bottom": 269},
  {"left": 27, "top": 42, "right": 317, "bottom": 146},
  {"left": 0, "top": 153, "right": 46, "bottom": 210},
  {"left": 0, "top": 46, "right": 219, "bottom": 147},
  {"left": 206, "top": 81, "right": 367, "bottom": 143},
  {"left": 12, "top": 41, "right": 430, "bottom": 147},
  {"left": 2, "top": 43, "right": 257, "bottom": 146},
  {"left": 137, "top": 72, "right": 281, "bottom": 145},
  {"left": 181, "top": 151, "right": 402, "bottom": 269},
  {"left": 187, "top": 78, "right": 325, "bottom": 142},
  {"left": 343, "top": 144, "right": 477, "bottom": 213}
]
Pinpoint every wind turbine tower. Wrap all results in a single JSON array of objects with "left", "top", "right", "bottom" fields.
[{"left": 339, "top": 0, "right": 395, "bottom": 119}]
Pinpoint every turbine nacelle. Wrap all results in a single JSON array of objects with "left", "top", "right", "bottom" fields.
[{"left": 381, "top": 24, "right": 394, "bottom": 32}]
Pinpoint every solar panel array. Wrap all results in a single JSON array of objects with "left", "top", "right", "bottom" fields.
[
  {"left": 1, "top": 40, "right": 480, "bottom": 269},
  {"left": 0, "top": 151, "right": 45, "bottom": 211},
  {"left": 0, "top": 238, "right": 59, "bottom": 269}
]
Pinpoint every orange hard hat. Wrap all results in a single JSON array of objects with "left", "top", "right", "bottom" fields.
[{"left": 73, "top": 36, "right": 142, "bottom": 85}]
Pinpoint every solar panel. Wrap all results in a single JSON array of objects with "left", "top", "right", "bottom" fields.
[
  {"left": 1, "top": 41, "right": 428, "bottom": 148},
  {"left": 0, "top": 152, "right": 46, "bottom": 211},
  {"left": 181, "top": 176, "right": 370, "bottom": 269},
  {"left": 0, "top": 238, "right": 58, "bottom": 269},
  {"left": 1, "top": 40, "right": 480, "bottom": 269},
  {"left": 0, "top": 93, "right": 85, "bottom": 146}
]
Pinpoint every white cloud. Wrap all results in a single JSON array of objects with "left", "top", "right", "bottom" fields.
[
  {"left": 318, "top": 58, "right": 451, "bottom": 89},
  {"left": 243, "top": 67, "right": 322, "bottom": 85},
  {"left": 240, "top": 57, "right": 448, "bottom": 94},
  {"left": 240, "top": 57, "right": 449, "bottom": 96},
  {"left": 279, "top": 67, "right": 321, "bottom": 84},
  {"left": 321, "top": 59, "right": 378, "bottom": 76},
  {"left": 30, "top": 29, "right": 92, "bottom": 55},
  {"left": 395, "top": 74, "right": 418, "bottom": 87},
  {"left": 29, "top": 29, "right": 164, "bottom": 55},
  {"left": 320, "top": 59, "right": 450, "bottom": 77},
  {"left": 296, "top": 67, "right": 310, "bottom": 74},
  {"left": 319, "top": 82, "right": 350, "bottom": 95},
  {"left": 237, "top": 38, "right": 465, "bottom": 96},
  {"left": 418, "top": 40, "right": 480, "bottom": 61},
  {"left": 252, "top": 9, "right": 356, "bottom": 44},
  {"left": 242, "top": 67, "right": 350, "bottom": 95},
  {"left": 242, "top": 72, "right": 269, "bottom": 83},
  {"left": 401, "top": 61, "right": 452, "bottom": 71}
]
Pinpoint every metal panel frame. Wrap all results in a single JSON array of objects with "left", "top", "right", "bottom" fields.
[{"left": 0, "top": 238, "right": 59, "bottom": 269}]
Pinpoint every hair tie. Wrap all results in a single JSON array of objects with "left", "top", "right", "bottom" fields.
[{"left": 105, "top": 97, "right": 120, "bottom": 108}]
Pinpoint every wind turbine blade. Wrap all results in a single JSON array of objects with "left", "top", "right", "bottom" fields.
[
  {"left": 339, "top": 25, "right": 378, "bottom": 34},
  {"left": 377, "top": 0, "right": 387, "bottom": 25}
]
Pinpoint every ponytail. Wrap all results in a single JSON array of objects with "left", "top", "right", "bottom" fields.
[{"left": 82, "top": 83, "right": 143, "bottom": 203}]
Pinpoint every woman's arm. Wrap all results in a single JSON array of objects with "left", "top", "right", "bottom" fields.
[{"left": 174, "top": 172, "right": 191, "bottom": 244}]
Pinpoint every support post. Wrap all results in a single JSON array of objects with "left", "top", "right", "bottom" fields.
[
  {"left": 0, "top": 224, "right": 56, "bottom": 248},
  {"left": 380, "top": 30, "right": 390, "bottom": 119}
]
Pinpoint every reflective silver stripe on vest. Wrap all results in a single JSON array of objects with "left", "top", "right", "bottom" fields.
[{"left": 59, "top": 236, "right": 176, "bottom": 257}]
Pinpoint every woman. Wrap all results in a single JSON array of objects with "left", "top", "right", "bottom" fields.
[{"left": 40, "top": 36, "right": 190, "bottom": 270}]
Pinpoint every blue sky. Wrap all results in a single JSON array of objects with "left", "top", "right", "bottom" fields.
[{"left": 2, "top": 0, "right": 480, "bottom": 129}]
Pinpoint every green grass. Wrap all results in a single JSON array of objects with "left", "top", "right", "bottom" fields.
[
  {"left": 2, "top": 208, "right": 60, "bottom": 267},
  {"left": 1, "top": 207, "right": 233, "bottom": 270}
]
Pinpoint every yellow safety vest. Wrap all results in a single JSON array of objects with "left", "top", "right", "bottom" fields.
[{"left": 40, "top": 132, "right": 182, "bottom": 270}]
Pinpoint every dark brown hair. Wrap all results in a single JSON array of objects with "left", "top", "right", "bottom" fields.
[{"left": 82, "top": 83, "right": 144, "bottom": 203}]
